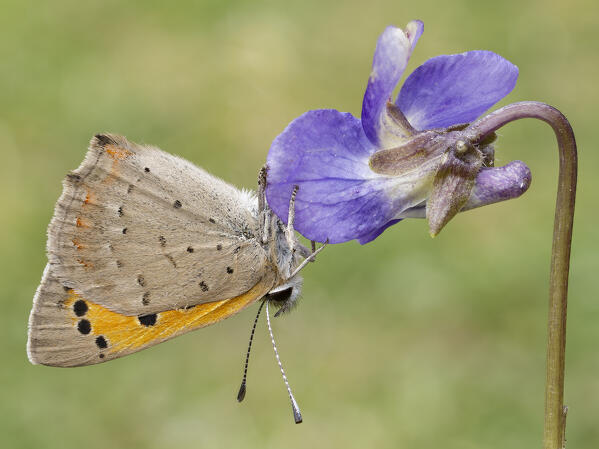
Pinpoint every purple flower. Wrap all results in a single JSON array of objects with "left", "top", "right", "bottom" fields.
[{"left": 266, "top": 20, "right": 531, "bottom": 244}]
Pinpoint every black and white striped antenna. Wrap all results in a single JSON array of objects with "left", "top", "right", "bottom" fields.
[
  {"left": 265, "top": 300, "right": 303, "bottom": 424},
  {"left": 237, "top": 300, "right": 265, "bottom": 402}
]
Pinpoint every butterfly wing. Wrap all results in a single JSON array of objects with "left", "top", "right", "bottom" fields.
[
  {"left": 46, "top": 134, "right": 272, "bottom": 315},
  {"left": 28, "top": 264, "right": 276, "bottom": 366}
]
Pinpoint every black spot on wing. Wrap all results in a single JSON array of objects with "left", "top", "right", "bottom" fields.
[
  {"left": 118, "top": 206, "right": 124, "bottom": 217},
  {"left": 226, "top": 267, "right": 234, "bottom": 274},
  {"left": 127, "top": 184, "right": 135, "bottom": 194},
  {"left": 138, "top": 314, "right": 157, "bottom": 326},
  {"left": 77, "top": 319, "right": 91, "bottom": 334},
  {"left": 173, "top": 200, "right": 182, "bottom": 208},
  {"left": 159, "top": 236, "right": 166, "bottom": 247},
  {"left": 209, "top": 218, "right": 215, "bottom": 223},
  {"left": 199, "top": 281, "right": 209, "bottom": 292},
  {"left": 95, "top": 336, "right": 108, "bottom": 349},
  {"left": 216, "top": 244, "right": 222, "bottom": 251},
  {"left": 137, "top": 275, "right": 146, "bottom": 287},
  {"left": 142, "top": 292, "right": 150, "bottom": 305},
  {"left": 144, "top": 167, "right": 150, "bottom": 173},
  {"left": 73, "top": 300, "right": 88, "bottom": 316},
  {"left": 187, "top": 246, "right": 194, "bottom": 253},
  {"left": 122, "top": 228, "right": 128, "bottom": 234}
]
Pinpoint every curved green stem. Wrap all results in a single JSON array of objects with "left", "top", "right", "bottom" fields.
[{"left": 466, "top": 101, "right": 577, "bottom": 449}]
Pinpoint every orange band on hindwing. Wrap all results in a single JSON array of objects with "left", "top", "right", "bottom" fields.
[{"left": 63, "top": 279, "right": 269, "bottom": 357}]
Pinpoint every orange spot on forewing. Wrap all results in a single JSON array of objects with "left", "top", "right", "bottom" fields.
[
  {"left": 105, "top": 145, "right": 133, "bottom": 161},
  {"left": 102, "top": 144, "right": 133, "bottom": 184},
  {"left": 75, "top": 217, "right": 90, "bottom": 228},
  {"left": 83, "top": 190, "right": 94, "bottom": 206},
  {"left": 77, "top": 258, "right": 93, "bottom": 269}
]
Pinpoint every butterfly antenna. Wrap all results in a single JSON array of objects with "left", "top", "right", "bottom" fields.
[
  {"left": 265, "top": 300, "right": 303, "bottom": 424},
  {"left": 237, "top": 300, "right": 265, "bottom": 402}
]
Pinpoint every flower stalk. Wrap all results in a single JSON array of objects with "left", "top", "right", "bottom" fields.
[{"left": 465, "top": 101, "right": 577, "bottom": 449}]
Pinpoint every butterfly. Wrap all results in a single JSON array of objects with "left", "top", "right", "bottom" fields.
[{"left": 27, "top": 133, "right": 324, "bottom": 369}]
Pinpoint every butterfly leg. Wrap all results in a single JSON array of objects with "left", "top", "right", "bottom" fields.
[
  {"left": 272, "top": 185, "right": 299, "bottom": 278},
  {"left": 287, "top": 239, "right": 328, "bottom": 280},
  {"left": 310, "top": 240, "right": 317, "bottom": 262},
  {"left": 283, "top": 185, "right": 328, "bottom": 278}
]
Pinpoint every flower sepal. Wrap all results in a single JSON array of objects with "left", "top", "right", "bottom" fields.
[
  {"left": 426, "top": 139, "right": 484, "bottom": 236},
  {"left": 368, "top": 119, "right": 498, "bottom": 236}
]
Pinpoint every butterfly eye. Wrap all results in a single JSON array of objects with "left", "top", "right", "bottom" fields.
[{"left": 264, "top": 287, "right": 293, "bottom": 303}]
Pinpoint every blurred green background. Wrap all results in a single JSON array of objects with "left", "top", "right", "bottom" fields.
[{"left": 1, "top": 0, "right": 597, "bottom": 448}]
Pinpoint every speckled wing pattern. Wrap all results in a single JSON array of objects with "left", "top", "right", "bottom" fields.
[
  {"left": 28, "top": 134, "right": 277, "bottom": 366},
  {"left": 47, "top": 134, "right": 271, "bottom": 314}
]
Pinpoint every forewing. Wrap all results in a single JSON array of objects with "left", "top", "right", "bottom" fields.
[
  {"left": 47, "top": 134, "right": 270, "bottom": 315},
  {"left": 28, "top": 265, "right": 276, "bottom": 367}
]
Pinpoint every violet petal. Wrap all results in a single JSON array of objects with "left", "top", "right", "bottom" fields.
[
  {"left": 405, "top": 20, "right": 424, "bottom": 49},
  {"left": 397, "top": 50, "right": 518, "bottom": 130},
  {"left": 463, "top": 160, "right": 532, "bottom": 211},
  {"left": 361, "top": 21, "right": 422, "bottom": 148},
  {"left": 396, "top": 160, "right": 532, "bottom": 218},
  {"left": 357, "top": 219, "right": 403, "bottom": 244},
  {"left": 266, "top": 109, "right": 416, "bottom": 243}
]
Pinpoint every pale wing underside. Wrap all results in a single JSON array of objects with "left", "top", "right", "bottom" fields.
[
  {"left": 28, "top": 265, "right": 276, "bottom": 366},
  {"left": 47, "top": 134, "right": 272, "bottom": 315}
]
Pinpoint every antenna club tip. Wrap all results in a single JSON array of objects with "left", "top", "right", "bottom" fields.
[
  {"left": 237, "top": 383, "right": 247, "bottom": 402},
  {"left": 291, "top": 399, "right": 303, "bottom": 424}
]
